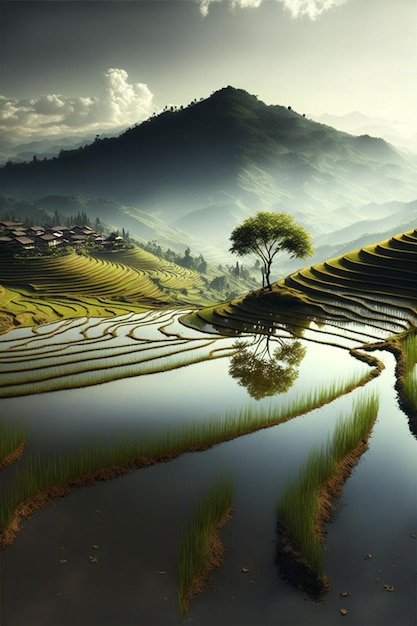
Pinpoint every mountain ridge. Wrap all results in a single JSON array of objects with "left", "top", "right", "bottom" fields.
[{"left": 1, "top": 86, "right": 417, "bottom": 264}]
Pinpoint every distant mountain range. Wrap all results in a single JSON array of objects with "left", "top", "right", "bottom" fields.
[
  {"left": 0, "top": 136, "right": 94, "bottom": 166},
  {"left": 0, "top": 130, "right": 125, "bottom": 166},
  {"left": 309, "top": 111, "right": 417, "bottom": 154},
  {"left": 1, "top": 86, "right": 417, "bottom": 271}
]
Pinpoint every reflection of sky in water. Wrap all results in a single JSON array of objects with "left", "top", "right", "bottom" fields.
[
  {"left": 0, "top": 314, "right": 416, "bottom": 626},
  {"left": 0, "top": 334, "right": 369, "bottom": 448}
]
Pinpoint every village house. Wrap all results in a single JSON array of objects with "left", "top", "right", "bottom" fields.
[
  {"left": 37, "top": 233, "right": 60, "bottom": 247},
  {"left": 12, "top": 236, "right": 36, "bottom": 250},
  {"left": 0, "top": 220, "right": 126, "bottom": 253}
]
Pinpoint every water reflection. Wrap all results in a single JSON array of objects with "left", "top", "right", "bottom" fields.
[{"left": 228, "top": 335, "right": 306, "bottom": 400}]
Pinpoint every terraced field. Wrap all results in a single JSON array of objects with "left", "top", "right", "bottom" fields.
[
  {"left": 188, "top": 229, "right": 417, "bottom": 348},
  {"left": 184, "top": 228, "right": 417, "bottom": 438},
  {"left": 0, "top": 309, "right": 235, "bottom": 398},
  {"left": 0, "top": 252, "right": 163, "bottom": 299},
  {"left": 0, "top": 251, "right": 176, "bottom": 332},
  {"left": 1, "top": 230, "right": 416, "bottom": 625},
  {"left": 90, "top": 247, "right": 205, "bottom": 301}
]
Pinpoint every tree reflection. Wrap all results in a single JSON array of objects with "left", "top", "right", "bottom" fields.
[{"left": 228, "top": 335, "right": 306, "bottom": 400}]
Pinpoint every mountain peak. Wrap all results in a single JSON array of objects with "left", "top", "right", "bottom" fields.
[
  {"left": 0, "top": 86, "right": 414, "bottom": 212},
  {"left": 193, "top": 85, "right": 264, "bottom": 115},
  {"left": 210, "top": 85, "right": 256, "bottom": 99}
]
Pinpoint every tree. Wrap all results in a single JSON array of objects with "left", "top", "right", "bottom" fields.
[{"left": 229, "top": 212, "right": 313, "bottom": 290}]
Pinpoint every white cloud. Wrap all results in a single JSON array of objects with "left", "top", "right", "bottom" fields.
[
  {"left": 281, "top": 0, "right": 348, "bottom": 20},
  {"left": 0, "top": 68, "right": 157, "bottom": 145},
  {"left": 199, "top": 0, "right": 261, "bottom": 17},
  {"left": 198, "top": 0, "right": 348, "bottom": 19}
]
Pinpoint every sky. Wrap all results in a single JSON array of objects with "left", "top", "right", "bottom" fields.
[{"left": 0, "top": 0, "right": 416, "bottom": 147}]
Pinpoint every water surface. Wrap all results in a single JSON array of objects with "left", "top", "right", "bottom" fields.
[{"left": 0, "top": 311, "right": 415, "bottom": 625}]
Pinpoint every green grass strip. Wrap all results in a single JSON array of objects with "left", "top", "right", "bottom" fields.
[
  {"left": 403, "top": 372, "right": 417, "bottom": 413},
  {"left": 0, "top": 369, "right": 373, "bottom": 547},
  {"left": 0, "top": 420, "right": 27, "bottom": 469},
  {"left": 401, "top": 332, "right": 417, "bottom": 376},
  {"left": 398, "top": 332, "right": 417, "bottom": 415},
  {"left": 276, "top": 390, "right": 379, "bottom": 582},
  {"left": 177, "top": 475, "right": 233, "bottom": 614}
]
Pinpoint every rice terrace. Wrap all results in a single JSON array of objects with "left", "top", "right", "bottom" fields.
[
  {"left": 0, "top": 223, "right": 416, "bottom": 625},
  {"left": 2, "top": 0, "right": 417, "bottom": 621}
]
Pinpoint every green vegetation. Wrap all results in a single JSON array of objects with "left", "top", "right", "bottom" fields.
[
  {"left": 0, "top": 250, "right": 164, "bottom": 333},
  {"left": 281, "top": 230, "right": 417, "bottom": 325},
  {"left": 0, "top": 421, "right": 27, "bottom": 468},
  {"left": 0, "top": 238, "right": 259, "bottom": 334},
  {"left": 177, "top": 476, "right": 233, "bottom": 614},
  {"left": 0, "top": 369, "right": 371, "bottom": 547},
  {"left": 90, "top": 246, "right": 207, "bottom": 304},
  {"left": 187, "top": 228, "right": 417, "bottom": 366},
  {"left": 402, "top": 332, "right": 417, "bottom": 375},
  {"left": 0, "top": 310, "right": 226, "bottom": 398},
  {"left": 401, "top": 332, "right": 417, "bottom": 412},
  {"left": 230, "top": 211, "right": 313, "bottom": 290},
  {"left": 276, "top": 391, "right": 379, "bottom": 594}
]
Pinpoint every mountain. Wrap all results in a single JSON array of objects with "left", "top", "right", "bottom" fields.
[
  {"left": 1, "top": 86, "right": 417, "bottom": 262},
  {"left": 0, "top": 136, "right": 93, "bottom": 166},
  {"left": 310, "top": 111, "right": 417, "bottom": 154},
  {"left": 0, "top": 128, "right": 130, "bottom": 166}
]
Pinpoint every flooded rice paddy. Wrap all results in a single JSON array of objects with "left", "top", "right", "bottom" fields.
[{"left": 0, "top": 310, "right": 416, "bottom": 625}]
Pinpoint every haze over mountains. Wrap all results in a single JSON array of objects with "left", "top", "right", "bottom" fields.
[
  {"left": 309, "top": 112, "right": 417, "bottom": 155},
  {"left": 1, "top": 86, "right": 417, "bottom": 274}
]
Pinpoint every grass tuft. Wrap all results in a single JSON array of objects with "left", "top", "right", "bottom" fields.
[
  {"left": 0, "top": 420, "right": 27, "bottom": 468},
  {"left": 176, "top": 475, "right": 233, "bottom": 614},
  {"left": 276, "top": 390, "right": 379, "bottom": 580}
]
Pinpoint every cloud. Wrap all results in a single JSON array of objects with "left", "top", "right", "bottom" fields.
[
  {"left": 199, "top": 0, "right": 262, "bottom": 17},
  {"left": 0, "top": 68, "right": 157, "bottom": 145},
  {"left": 281, "top": 0, "right": 348, "bottom": 20},
  {"left": 198, "top": 0, "right": 348, "bottom": 19}
]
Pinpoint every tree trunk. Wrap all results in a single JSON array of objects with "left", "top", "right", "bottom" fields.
[{"left": 265, "top": 260, "right": 272, "bottom": 290}]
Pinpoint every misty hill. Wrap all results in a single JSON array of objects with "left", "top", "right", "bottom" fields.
[
  {"left": 310, "top": 111, "right": 417, "bottom": 154},
  {"left": 1, "top": 86, "right": 417, "bottom": 264},
  {"left": 1, "top": 87, "right": 416, "bottom": 208},
  {"left": 0, "top": 135, "right": 92, "bottom": 166}
]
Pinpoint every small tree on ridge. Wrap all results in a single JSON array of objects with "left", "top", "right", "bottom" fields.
[{"left": 229, "top": 211, "right": 313, "bottom": 290}]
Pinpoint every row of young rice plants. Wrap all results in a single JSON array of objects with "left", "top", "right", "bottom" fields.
[
  {"left": 401, "top": 331, "right": 417, "bottom": 412},
  {"left": 0, "top": 336, "right": 193, "bottom": 372},
  {"left": 0, "top": 309, "right": 184, "bottom": 359},
  {"left": 0, "top": 283, "right": 161, "bottom": 338},
  {"left": 222, "top": 369, "right": 371, "bottom": 432},
  {"left": 0, "top": 371, "right": 374, "bottom": 545},
  {"left": 0, "top": 435, "right": 142, "bottom": 533},
  {"left": 276, "top": 390, "right": 380, "bottom": 583},
  {"left": 90, "top": 248, "right": 199, "bottom": 296},
  {"left": 0, "top": 420, "right": 27, "bottom": 468},
  {"left": 176, "top": 475, "right": 233, "bottom": 614},
  {"left": 2, "top": 252, "right": 161, "bottom": 302},
  {"left": 0, "top": 340, "right": 222, "bottom": 397}
]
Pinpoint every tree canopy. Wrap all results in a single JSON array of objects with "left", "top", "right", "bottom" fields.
[{"left": 229, "top": 212, "right": 313, "bottom": 290}]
